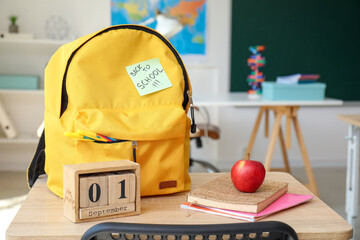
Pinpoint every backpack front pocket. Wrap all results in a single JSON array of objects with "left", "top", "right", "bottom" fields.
[{"left": 73, "top": 106, "right": 191, "bottom": 196}]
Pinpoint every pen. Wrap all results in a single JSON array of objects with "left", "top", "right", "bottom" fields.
[
  {"left": 97, "top": 133, "right": 116, "bottom": 142},
  {"left": 64, "top": 132, "right": 94, "bottom": 141},
  {"left": 77, "top": 130, "right": 108, "bottom": 142}
]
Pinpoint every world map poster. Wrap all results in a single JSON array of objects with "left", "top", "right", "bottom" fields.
[{"left": 111, "top": 0, "right": 206, "bottom": 55}]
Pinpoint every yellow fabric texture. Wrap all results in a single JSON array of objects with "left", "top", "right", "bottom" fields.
[{"left": 43, "top": 25, "right": 192, "bottom": 198}]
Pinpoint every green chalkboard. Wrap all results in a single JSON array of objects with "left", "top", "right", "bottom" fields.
[{"left": 230, "top": 0, "right": 360, "bottom": 100}]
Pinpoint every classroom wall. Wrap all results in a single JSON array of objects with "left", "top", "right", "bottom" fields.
[
  {"left": 186, "top": 0, "right": 360, "bottom": 170},
  {"left": 1, "top": 0, "right": 359, "bottom": 170},
  {"left": 0, "top": 0, "right": 110, "bottom": 39},
  {"left": 230, "top": 0, "right": 360, "bottom": 101}
]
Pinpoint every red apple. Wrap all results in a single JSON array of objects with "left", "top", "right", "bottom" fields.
[{"left": 231, "top": 156, "right": 266, "bottom": 193}]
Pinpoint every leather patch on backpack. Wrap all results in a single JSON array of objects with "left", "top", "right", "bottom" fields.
[{"left": 159, "top": 180, "right": 177, "bottom": 189}]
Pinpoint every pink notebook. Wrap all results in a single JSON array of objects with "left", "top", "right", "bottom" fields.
[{"left": 181, "top": 193, "right": 313, "bottom": 222}]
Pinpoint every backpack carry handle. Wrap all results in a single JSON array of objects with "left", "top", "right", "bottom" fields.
[{"left": 59, "top": 25, "right": 191, "bottom": 118}]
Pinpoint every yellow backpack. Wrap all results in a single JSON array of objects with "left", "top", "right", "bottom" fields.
[{"left": 27, "top": 25, "right": 195, "bottom": 198}]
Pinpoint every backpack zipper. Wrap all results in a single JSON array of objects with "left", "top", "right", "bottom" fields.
[
  {"left": 90, "top": 139, "right": 138, "bottom": 163},
  {"left": 132, "top": 141, "right": 138, "bottom": 163},
  {"left": 188, "top": 90, "right": 197, "bottom": 134},
  {"left": 96, "top": 139, "right": 137, "bottom": 163},
  {"left": 59, "top": 25, "right": 190, "bottom": 118},
  {"left": 65, "top": 131, "right": 138, "bottom": 162},
  {"left": 94, "top": 139, "right": 129, "bottom": 144}
]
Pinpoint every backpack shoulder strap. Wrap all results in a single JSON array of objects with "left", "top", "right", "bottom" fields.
[{"left": 27, "top": 130, "right": 45, "bottom": 188}]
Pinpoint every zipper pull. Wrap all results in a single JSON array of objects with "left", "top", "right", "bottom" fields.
[
  {"left": 132, "top": 141, "right": 138, "bottom": 162},
  {"left": 188, "top": 90, "right": 197, "bottom": 134}
]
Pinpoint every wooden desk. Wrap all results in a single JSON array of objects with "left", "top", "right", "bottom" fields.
[
  {"left": 338, "top": 115, "right": 360, "bottom": 238},
  {"left": 195, "top": 92, "right": 343, "bottom": 195},
  {"left": 6, "top": 172, "right": 352, "bottom": 240}
]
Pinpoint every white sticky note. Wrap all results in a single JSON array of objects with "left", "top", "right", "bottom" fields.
[{"left": 126, "top": 58, "right": 173, "bottom": 96}]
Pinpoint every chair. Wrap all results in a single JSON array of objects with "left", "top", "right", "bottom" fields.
[
  {"left": 81, "top": 222, "right": 298, "bottom": 240},
  {"left": 190, "top": 107, "right": 220, "bottom": 173}
]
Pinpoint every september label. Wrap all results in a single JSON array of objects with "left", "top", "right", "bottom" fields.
[
  {"left": 126, "top": 58, "right": 173, "bottom": 96},
  {"left": 79, "top": 202, "right": 135, "bottom": 219}
]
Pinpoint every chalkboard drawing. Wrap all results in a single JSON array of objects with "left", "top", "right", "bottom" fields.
[{"left": 247, "top": 46, "right": 266, "bottom": 99}]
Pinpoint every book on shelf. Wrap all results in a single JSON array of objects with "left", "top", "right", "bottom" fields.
[
  {"left": 298, "top": 80, "right": 317, "bottom": 84},
  {"left": 299, "top": 74, "right": 320, "bottom": 80},
  {"left": 0, "top": 75, "right": 39, "bottom": 90},
  {"left": 187, "top": 174, "right": 288, "bottom": 213},
  {"left": 181, "top": 193, "right": 314, "bottom": 222},
  {"left": 276, "top": 74, "right": 301, "bottom": 84},
  {"left": 0, "top": 100, "right": 17, "bottom": 139},
  {"left": 276, "top": 73, "right": 320, "bottom": 84}
]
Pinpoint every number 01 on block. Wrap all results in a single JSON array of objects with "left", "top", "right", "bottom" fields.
[{"left": 63, "top": 160, "right": 140, "bottom": 223}]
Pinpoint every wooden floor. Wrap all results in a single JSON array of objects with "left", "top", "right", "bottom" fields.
[
  {"left": 292, "top": 167, "right": 359, "bottom": 240},
  {"left": 0, "top": 171, "right": 29, "bottom": 199}
]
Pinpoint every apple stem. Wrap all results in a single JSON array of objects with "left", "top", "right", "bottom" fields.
[{"left": 246, "top": 153, "right": 250, "bottom": 160}]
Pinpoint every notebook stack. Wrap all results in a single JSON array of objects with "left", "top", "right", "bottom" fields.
[
  {"left": 247, "top": 45, "right": 266, "bottom": 99},
  {"left": 182, "top": 174, "right": 313, "bottom": 222},
  {"left": 276, "top": 73, "right": 320, "bottom": 84}
]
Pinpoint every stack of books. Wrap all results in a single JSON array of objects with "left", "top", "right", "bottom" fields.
[
  {"left": 247, "top": 45, "right": 266, "bottom": 98},
  {"left": 276, "top": 74, "right": 320, "bottom": 84},
  {"left": 181, "top": 174, "right": 313, "bottom": 222}
]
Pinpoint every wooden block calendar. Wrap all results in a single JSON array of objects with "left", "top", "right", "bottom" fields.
[{"left": 63, "top": 160, "right": 140, "bottom": 223}]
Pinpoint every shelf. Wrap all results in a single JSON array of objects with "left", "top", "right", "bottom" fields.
[
  {"left": 0, "top": 133, "right": 39, "bottom": 144},
  {"left": 0, "top": 38, "right": 70, "bottom": 54},
  {"left": 0, "top": 89, "right": 44, "bottom": 95},
  {"left": 0, "top": 32, "right": 50, "bottom": 171},
  {"left": 0, "top": 38, "right": 69, "bottom": 46}
]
